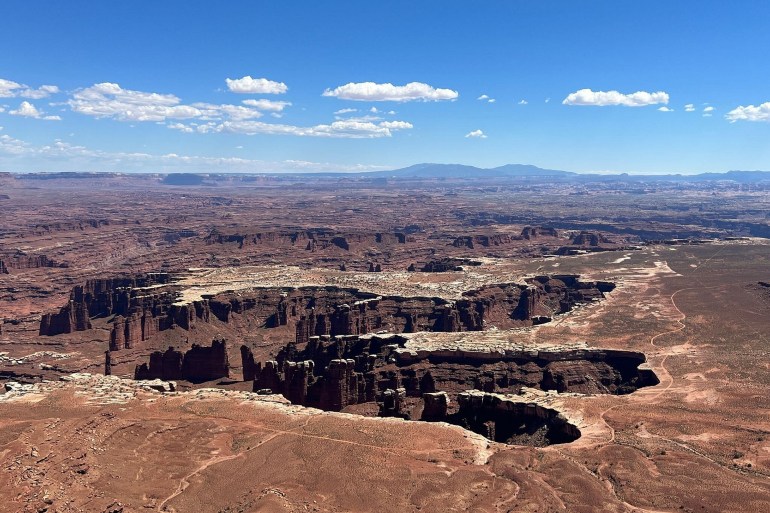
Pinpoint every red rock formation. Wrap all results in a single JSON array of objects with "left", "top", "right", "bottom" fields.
[
  {"left": 39, "top": 298, "right": 92, "bottom": 336},
  {"left": 571, "top": 231, "right": 612, "bottom": 246},
  {"left": 521, "top": 226, "right": 559, "bottom": 239},
  {"left": 134, "top": 337, "right": 230, "bottom": 383}
]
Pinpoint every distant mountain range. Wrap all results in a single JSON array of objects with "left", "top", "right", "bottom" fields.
[
  {"left": 369, "top": 164, "right": 770, "bottom": 183},
  {"left": 369, "top": 163, "right": 574, "bottom": 178},
  {"left": 9, "top": 166, "right": 770, "bottom": 183}
]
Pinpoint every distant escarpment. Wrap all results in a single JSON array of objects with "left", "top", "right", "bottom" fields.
[
  {"left": 39, "top": 273, "right": 614, "bottom": 348},
  {"left": 204, "top": 229, "right": 411, "bottom": 250},
  {"left": 451, "top": 226, "right": 559, "bottom": 249},
  {"left": 0, "top": 252, "right": 67, "bottom": 274},
  {"left": 212, "top": 274, "right": 615, "bottom": 343}
]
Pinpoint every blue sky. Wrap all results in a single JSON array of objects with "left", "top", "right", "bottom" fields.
[{"left": 1, "top": 1, "right": 769, "bottom": 174}]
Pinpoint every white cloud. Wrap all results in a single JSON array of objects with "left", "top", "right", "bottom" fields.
[
  {"left": 241, "top": 99, "right": 292, "bottom": 112},
  {"left": 658, "top": 106, "right": 674, "bottom": 112},
  {"left": 465, "top": 129, "right": 487, "bottom": 138},
  {"left": 0, "top": 78, "right": 59, "bottom": 99},
  {"left": 9, "top": 101, "right": 60, "bottom": 120},
  {"left": 322, "top": 81, "right": 458, "bottom": 102},
  {"left": 225, "top": 76, "right": 288, "bottom": 94},
  {"left": 370, "top": 106, "right": 379, "bottom": 113},
  {"left": 378, "top": 120, "right": 413, "bottom": 130},
  {"left": 169, "top": 117, "right": 413, "bottom": 139},
  {"left": 518, "top": 99, "right": 528, "bottom": 105},
  {"left": 387, "top": 110, "right": 396, "bottom": 115},
  {"left": 69, "top": 83, "right": 201, "bottom": 121},
  {"left": 684, "top": 104, "right": 696, "bottom": 112},
  {"left": 334, "top": 108, "right": 358, "bottom": 115},
  {"left": 545, "top": 98, "right": 551, "bottom": 103},
  {"left": 0, "top": 79, "right": 22, "bottom": 98},
  {"left": 703, "top": 106, "right": 715, "bottom": 112},
  {"left": 562, "top": 88, "right": 669, "bottom": 107},
  {"left": 20, "top": 85, "right": 60, "bottom": 99},
  {"left": 477, "top": 94, "right": 489, "bottom": 100},
  {"left": 68, "top": 83, "right": 285, "bottom": 123},
  {"left": 191, "top": 102, "right": 263, "bottom": 121},
  {"left": 167, "top": 122, "right": 194, "bottom": 133},
  {"left": 488, "top": 98, "right": 496, "bottom": 103},
  {"left": 726, "top": 102, "right": 770, "bottom": 123}
]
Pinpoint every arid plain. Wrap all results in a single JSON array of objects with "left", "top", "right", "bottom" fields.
[{"left": 2, "top": 172, "right": 770, "bottom": 512}]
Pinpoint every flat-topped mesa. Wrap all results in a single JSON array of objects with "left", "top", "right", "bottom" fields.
[
  {"left": 451, "top": 226, "right": 559, "bottom": 249},
  {"left": 520, "top": 226, "right": 559, "bottom": 240},
  {"left": 204, "top": 229, "right": 410, "bottom": 250},
  {"left": 0, "top": 253, "right": 68, "bottom": 272},
  {"left": 420, "top": 258, "right": 482, "bottom": 272},
  {"left": 134, "top": 337, "right": 230, "bottom": 383},
  {"left": 219, "top": 275, "right": 616, "bottom": 343}
]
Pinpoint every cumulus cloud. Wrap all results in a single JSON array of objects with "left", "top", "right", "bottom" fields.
[
  {"left": 9, "top": 101, "right": 61, "bottom": 120},
  {"left": 518, "top": 99, "right": 528, "bottom": 105},
  {"left": 0, "top": 78, "right": 59, "bottom": 99},
  {"left": 169, "top": 117, "right": 414, "bottom": 139},
  {"left": 726, "top": 102, "right": 770, "bottom": 123},
  {"left": 334, "top": 108, "right": 357, "bottom": 115},
  {"left": 658, "top": 106, "right": 674, "bottom": 112},
  {"left": 190, "top": 102, "right": 263, "bottom": 121},
  {"left": 68, "top": 83, "right": 287, "bottom": 123},
  {"left": 684, "top": 104, "right": 696, "bottom": 112},
  {"left": 378, "top": 120, "right": 413, "bottom": 130},
  {"left": 322, "top": 81, "right": 458, "bottom": 102},
  {"left": 477, "top": 94, "right": 489, "bottom": 100},
  {"left": 488, "top": 98, "right": 496, "bottom": 103},
  {"left": 69, "top": 83, "right": 200, "bottom": 121},
  {"left": 562, "top": 88, "right": 669, "bottom": 107},
  {"left": 20, "top": 85, "right": 60, "bottom": 99},
  {"left": 465, "top": 129, "right": 487, "bottom": 138},
  {"left": 545, "top": 98, "right": 551, "bottom": 103},
  {"left": 703, "top": 106, "right": 715, "bottom": 112},
  {"left": 225, "top": 76, "right": 288, "bottom": 94},
  {"left": 241, "top": 99, "right": 292, "bottom": 112}
]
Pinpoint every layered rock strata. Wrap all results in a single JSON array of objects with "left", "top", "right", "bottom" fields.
[{"left": 134, "top": 337, "right": 230, "bottom": 383}]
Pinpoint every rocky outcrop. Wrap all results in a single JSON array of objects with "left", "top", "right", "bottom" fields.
[
  {"left": 452, "top": 234, "right": 516, "bottom": 249},
  {"left": 243, "top": 333, "right": 658, "bottom": 421},
  {"left": 0, "top": 253, "right": 67, "bottom": 271},
  {"left": 521, "top": 226, "right": 558, "bottom": 239},
  {"left": 134, "top": 337, "right": 230, "bottom": 383},
  {"left": 40, "top": 273, "right": 214, "bottom": 341},
  {"left": 571, "top": 231, "right": 613, "bottom": 246},
  {"left": 219, "top": 275, "right": 615, "bottom": 343},
  {"left": 39, "top": 298, "right": 92, "bottom": 336},
  {"left": 420, "top": 258, "right": 481, "bottom": 272},
  {"left": 421, "top": 391, "right": 449, "bottom": 421},
  {"left": 452, "top": 391, "right": 580, "bottom": 446}
]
